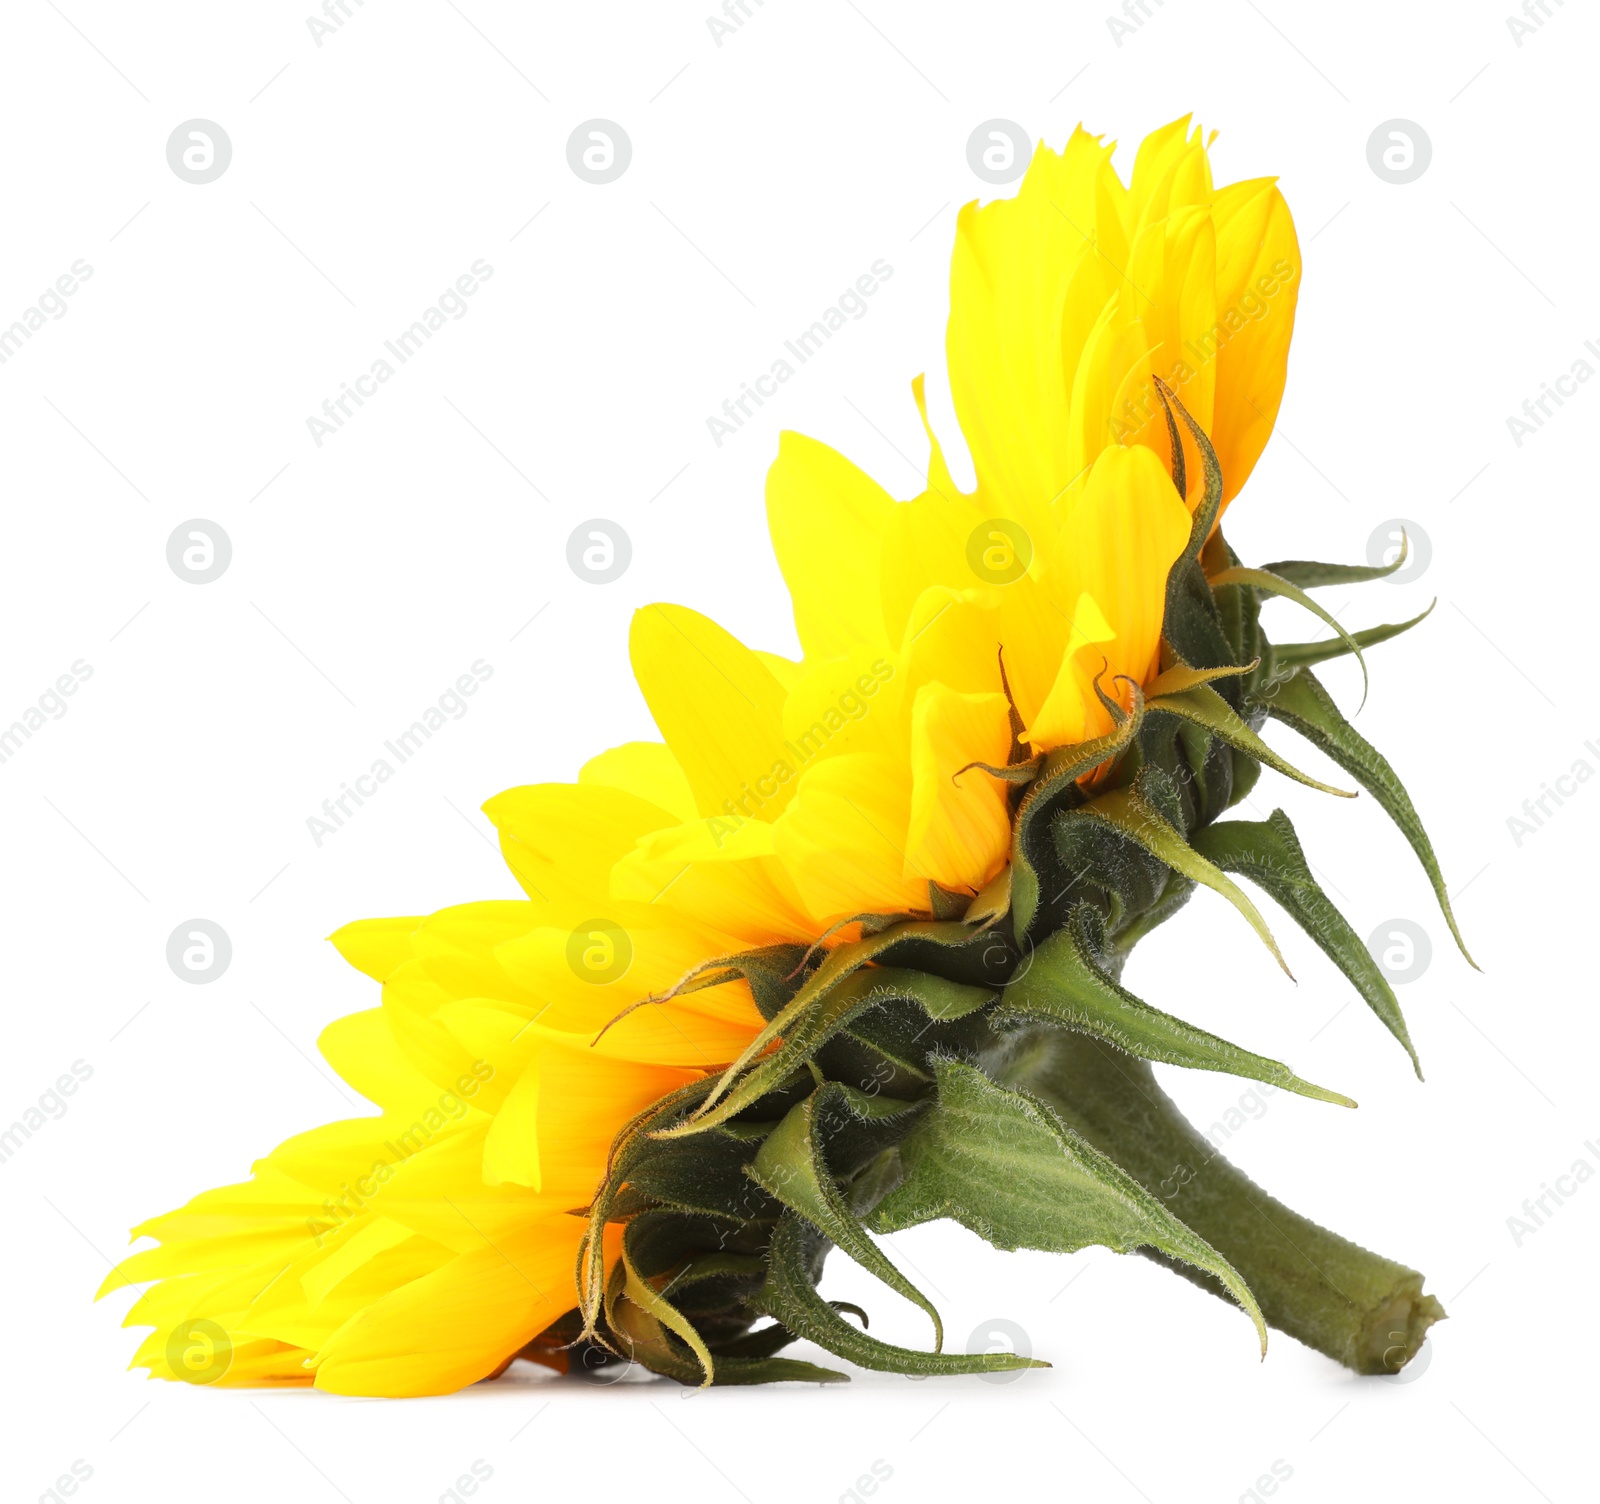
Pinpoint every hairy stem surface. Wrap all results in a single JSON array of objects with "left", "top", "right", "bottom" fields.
[{"left": 993, "top": 1027, "right": 1444, "bottom": 1374}]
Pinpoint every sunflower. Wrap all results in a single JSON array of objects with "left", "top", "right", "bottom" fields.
[{"left": 102, "top": 118, "right": 1457, "bottom": 1395}]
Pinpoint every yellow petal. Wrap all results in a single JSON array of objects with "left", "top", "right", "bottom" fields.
[
  {"left": 312, "top": 1216, "right": 613, "bottom": 1396},
  {"left": 1210, "top": 179, "right": 1301, "bottom": 505},
  {"left": 629, "top": 603, "right": 793, "bottom": 819},
  {"left": 765, "top": 429, "right": 895, "bottom": 659},
  {"left": 771, "top": 753, "right": 926, "bottom": 922},
  {"left": 905, "top": 683, "right": 1012, "bottom": 891},
  {"left": 484, "top": 782, "right": 677, "bottom": 905},
  {"left": 328, "top": 916, "right": 421, "bottom": 983},
  {"left": 482, "top": 1030, "right": 696, "bottom": 1191},
  {"left": 579, "top": 740, "right": 698, "bottom": 823}
]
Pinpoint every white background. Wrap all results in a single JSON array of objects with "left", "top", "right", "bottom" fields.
[{"left": 1, "top": 1, "right": 1592, "bottom": 1500}]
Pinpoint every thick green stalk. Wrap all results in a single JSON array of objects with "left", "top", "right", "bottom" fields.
[{"left": 991, "top": 1027, "right": 1443, "bottom": 1374}]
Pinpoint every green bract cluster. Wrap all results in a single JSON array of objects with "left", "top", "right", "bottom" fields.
[{"left": 558, "top": 388, "right": 1458, "bottom": 1386}]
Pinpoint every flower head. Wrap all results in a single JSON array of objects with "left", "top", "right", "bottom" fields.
[{"left": 104, "top": 119, "right": 1454, "bottom": 1396}]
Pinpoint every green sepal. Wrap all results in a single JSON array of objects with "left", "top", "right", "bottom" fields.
[
  {"left": 617, "top": 1221, "right": 717, "bottom": 1386},
  {"left": 755, "top": 1213, "right": 1047, "bottom": 1376},
  {"left": 621, "top": 1128, "right": 781, "bottom": 1221},
  {"left": 1190, "top": 810, "right": 1423, "bottom": 1077},
  {"left": 1260, "top": 531, "right": 1411, "bottom": 589},
  {"left": 1268, "top": 601, "right": 1435, "bottom": 672},
  {"left": 1145, "top": 661, "right": 1258, "bottom": 698},
  {"left": 999, "top": 904, "right": 1354, "bottom": 1105},
  {"left": 927, "top": 880, "right": 972, "bottom": 921},
  {"left": 1010, "top": 700, "right": 1146, "bottom": 940},
  {"left": 1146, "top": 678, "right": 1355, "bottom": 798},
  {"left": 655, "top": 967, "right": 995, "bottom": 1140},
  {"left": 1209, "top": 565, "right": 1370, "bottom": 707},
  {"left": 1157, "top": 375, "right": 1224, "bottom": 583},
  {"left": 964, "top": 866, "right": 1011, "bottom": 927},
  {"left": 748, "top": 1084, "right": 942, "bottom": 1348},
  {"left": 1071, "top": 779, "right": 1292, "bottom": 976},
  {"left": 956, "top": 755, "right": 1044, "bottom": 786},
  {"left": 698, "top": 920, "right": 983, "bottom": 1118},
  {"left": 578, "top": 1075, "right": 721, "bottom": 1336},
  {"left": 1255, "top": 667, "right": 1476, "bottom": 968},
  {"left": 605, "top": 1262, "right": 847, "bottom": 1386},
  {"left": 1157, "top": 381, "right": 1237, "bottom": 676},
  {"left": 592, "top": 943, "right": 809, "bottom": 1049},
  {"left": 710, "top": 1356, "right": 850, "bottom": 1385},
  {"left": 869, "top": 1058, "right": 1268, "bottom": 1353}
]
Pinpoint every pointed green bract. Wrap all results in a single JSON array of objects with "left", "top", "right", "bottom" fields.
[
  {"left": 999, "top": 905, "right": 1354, "bottom": 1105},
  {"left": 656, "top": 966, "right": 995, "bottom": 1140},
  {"left": 1190, "top": 811, "right": 1423, "bottom": 1076},
  {"left": 749, "top": 1085, "right": 942, "bottom": 1348},
  {"left": 1156, "top": 375, "right": 1224, "bottom": 580},
  {"left": 618, "top": 1231, "right": 717, "bottom": 1386},
  {"left": 1146, "top": 678, "right": 1355, "bottom": 798},
  {"left": 1010, "top": 706, "right": 1146, "bottom": 940},
  {"left": 1269, "top": 601, "right": 1435, "bottom": 671},
  {"left": 756, "top": 1213, "right": 1048, "bottom": 1376},
  {"left": 1261, "top": 532, "right": 1410, "bottom": 589},
  {"left": 1209, "top": 565, "right": 1371, "bottom": 707},
  {"left": 1145, "top": 661, "right": 1257, "bottom": 698},
  {"left": 869, "top": 1059, "right": 1268, "bottom": 1353},
  {"left": 693, "top": 919, "right": 977, "bottom": 1117},
  {"left": 1256, "top": 667, "right": 1476, "bottom": 968},
  {"left": 1072, "top": 783, "right": 1293, "bottom": 977},
  {"left": 1157, "top": 382, "right": 1238, "bottom": 675}
]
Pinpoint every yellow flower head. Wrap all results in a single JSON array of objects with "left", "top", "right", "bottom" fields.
[{"left": 102, "top": 118, "right": 1308, "bottom": 1397}]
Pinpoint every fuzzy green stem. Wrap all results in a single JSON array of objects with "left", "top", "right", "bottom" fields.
[{"left": 993, "top": 1027, "right": 1444, "bottom": 1375}]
